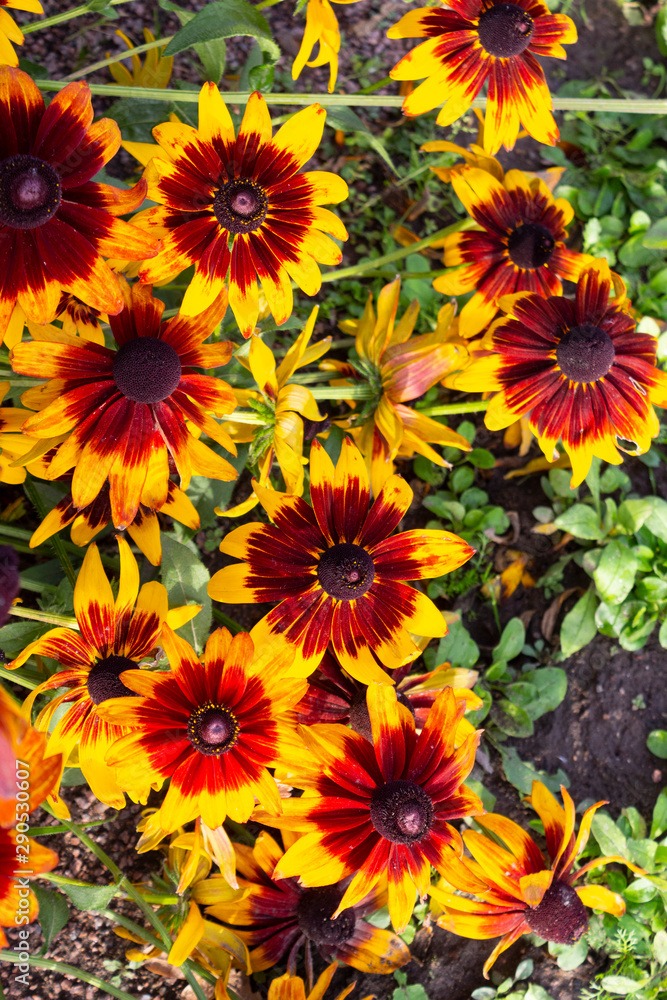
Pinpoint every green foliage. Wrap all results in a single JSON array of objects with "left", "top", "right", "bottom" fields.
[{"left": 471, "top": 959, "right": 556, "bottom": 999}]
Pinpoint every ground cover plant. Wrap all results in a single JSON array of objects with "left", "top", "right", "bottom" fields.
[{"left": 3, "top": 1, "right": 667, "bottom": 999}]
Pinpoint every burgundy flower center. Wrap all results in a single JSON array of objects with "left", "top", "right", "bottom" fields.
[
  {"left": 187, "top": 702, "right": 239, "bottom": 756},
  {"left": 317, "top": 543, "right": 375, "bottom": 600},
  {"left": 349, "top": 690, "right": 415, "bottom": 742},
  {"left": 113, "top": 337, "right": 182, "bottom": 404},
  {"left": 477, "top": 3, "right": 534, "bottom": 57},
  {"left": 0, "top": 154, "right": 62, "bottom": 230},
  {"left": 524, "top": 879, "right": 589, "bottom": 944},
  {"left": 556, "top": 323, "right": 615, "bottom": 383},
  {"left": 87, "top": 654, "right": 137, "bottom": 706},
  {"left": 507, "top": 223, "right": 555, "bottom": 270},
  {"left": 213, "top": 178, "right": 268, "bottom": 235},
  {"left": 296, "top": 885, "right": 356, "bottom": 946},
  {"left": 370, "top": 779, "right": 434, "bottom": 844}
]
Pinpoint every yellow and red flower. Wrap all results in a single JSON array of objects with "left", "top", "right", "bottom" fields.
[
  {"left": 434, "top": 167, "right": 592, "bottom": 338},
  {"left": 102, "top": 626, "right": 306, "bottom": 840},
  {"left": 387, "top": 1, "right": 576, "bottom": 155},
  {"left": 268, "top": 963, "right": 363, "bottom": 1000},
  {"left": 0, "top": 0, "right": 42, "bottom": 68},
  {"left": 259, "top": 684, "right": 483, "bottom": 933},
  {"left": 0, "top": 66, "right": 157, "bottom": 345},
  {"left": 204, "top": 829, "right": 410, "bottom": 975},
  {"left": 0, "top": 380, "right": 47, "bottom": 486},
  {"left": 431, "top": 781, "right": 643, "bottom": 976},
  {"left": 107, "top": 28, "right": 173, "bottom": 89},
  {"left": 11, "top": 279, "right": 237, "bottom": 530},
  {"left": 135, "top": 86, "right": 348, "bottom": 337},
  {"left": 8, "top": 537, "right": 196, "bottom": 810},
  {"left": 0, "top": 825, "right": 58, "bottom": 948},
  {"left": 208, "top": 437, "right": 474, "bottom": 686},
  {"left": 452, "top": 262, "right": 667, "bottom": 486},
  {"left": 293, "top": 0, "right": 362, "bottom": 93}
]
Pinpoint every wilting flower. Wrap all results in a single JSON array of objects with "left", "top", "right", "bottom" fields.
[
  {"left": 204, "top": 828, "right": 410, "bottom": 975},
  {"left": 8, "top": 538, "right": 197, "bottom": 809},
  {"left": 102, "top": 626, "right": 306, "bottom": 840},
  {"left": 208, "top": 437, "right": 474, "bottom": 685},
  {"left": 293, "top": 0, "right": 362, "bottom": 93},
  {"left": 297, "top": 649, "right": 480, "bottom": 744},
  {"left": 0, "top": 0, "right": 42, "bottom": 68},
  {"left": 324, "top": 278, "right": 470, "bottom": 493},
  {"left": 0, "top": 66, "right": 157, "bottom": 346},
  {"left": 222, "top": 307, "right": 329, "bottom": 515},
  {"left": 136, "top": 85, "right": 348, "bottom": 337},
  {"left": 11, "top": 279, "right": 237, "bottom": 530},
  {"left": 29, "top": 476, "right": 199, "bottom": 567},
  {"left": 434, "top": 167, "right": 592, "bottom": 338},
  {"left": 452, "top": 262, "right": 667, "bottom": 486},
  {"left": 107, "top": 28, "right": 173, "bottom": 89},
  {"left": 259, "top": 685, "right": 483, "bottom": 933},
  {"left": 431, "top": 781, "right": 643, "bottom": 976},
  {"left": 387, "top": 1, "right": 576, "bottom": 155}
]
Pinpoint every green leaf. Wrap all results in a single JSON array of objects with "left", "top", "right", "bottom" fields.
[
  {"left": 56, "top": 879, "right": 119, "bottom": 912},
  {"left": 0, "top": 620, "right": 52, "bottom": 660},
  {"left": 325, "top": 106, "right": 398, "bottom": 176},
  {"left": 490, "top": 699, "right": 534, "bottom": 737},
  {"left": 591, "top": 812, "right": 630, "bottom": 860},
  {"left": 599, "top": 975, "right": 650, "bottom": 994},
  {"left": 560, "top": 587, "right": 598, "bottom": 657},
  {"left": 648, "top": 730, "right": 667, "bottom": 759},
  {"left": 161, "top": 535, "right": 212, "bottom": 652},
  {"left": 468, "top": 448, "right": 495, "bottom": 469},
  {"left": 659, "top": 618, "right": 667, "bottom": 649},
  {"left": 651, "top": 787, "right": 667, "bottom": 838},
  {"left": 164, "top": 0, "right": 280, "bottom": 66},
  {"left": 653, "top": 928, "right": 667, "bottom": 965},
  {"left": 525, "top": 988, "right": 557, "bottom": 1000},
  {"left": 32, "top": 884, "right": 69, "bottom": 951},
  {"left": 593, "top": 539, "right": 638, "bottom": 604},
  {"left": 643, "top": 217, "right": 667, "bottom": 249},
  {"left": 435, "top": 620, "right": 479, "bottom": 669},
  {"left": 499, "top": 746, "right": 569, "bottom": 797},
  {"left": 644, "top": 497, "right": 667, "bottom": 542},
  {"left": 450, "top": 466, "right": 475, "bottom": 494},
  {"left": 617, "top": 498, "right": 655, "bottom": 534},
  {"left": 493, "top": 618, "right": 525, "bottom": 662},
  {"left": 549, "top": 937, "right": 588, "bottom": 970},
  {"left": 520, "top": 667, "right": 567, "bottom": 720},
  {"left": 554, "top": 504, "right": 604, "bottom": 540}
]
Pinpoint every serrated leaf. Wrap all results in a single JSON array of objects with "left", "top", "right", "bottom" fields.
[
  {"left": 164, "top": 0, "right": 279, "bottom": 66},
  {"left": 32, "top": 884, "right": 69, "bottom": 951},
  {"left": 560, "top": 587, "right": 598, "bottom": 657},
  {"left": 161, "top": 535, "right": 211, "bottom": 652}
]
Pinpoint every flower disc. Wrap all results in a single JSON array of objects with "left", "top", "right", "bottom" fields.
[
  {"left": 507, "top": 222, "right": 555, "bottom": 270},
  {"left": 87, "top": 654, "right": 137, "bottom": 705},
  {"left": 187, "top": 702, "right": 240, "bottom": 756},
  {"left": 296, "top": 886, "right": 356, "bottom": 946},
  {"left": 370, "top": 779, "right": 434, "bottom": 843},
  {"left": 0, "top": 154, "right": 62, "bottom": 230},
  {"left": 112, "top": 336, "right": 182, "bottom": 403},
  {"left": 213, "top": 178, "right": 269, "bottom": 235},
  {"left": 525, "top": 879, "right": 588, "bottom": 944},
  {"left": 317, "top": 543, "right": 376, "bottom": 600},
  {"left": 556, "top": 323, "right": 615, "bottom": 382},
  {"left": 477, "top": 3, "right": 534, "bottom": 57}
]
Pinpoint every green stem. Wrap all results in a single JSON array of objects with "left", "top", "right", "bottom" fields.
[
  {"left": 0, "top": 951, "right": 140, "bottom": 1000},
  {"left": 29, "top": 818, "right": 111, "bottom": 837},
  {"left": 418, "top": 400, "right": 490, "bottom": 417},
  {"left": 18, "top": 574, "right": 58, "bottom": 595},
  {"left": 23, "top": 0, "right": 136, "bottom": 33},
  {"left": 0, "top": 665, "right": 37, "bottom": 688},
  {"left": 321, "top": 222, "right": 469, "bottom": 284},
  {"left": 64, "top": 35, "right": 174, "bottom": 81},
  {"left": 23, "top": 479, "right": 77, "bottom": 590},
  {"left": 309, "top": 385, "right": 375, "bottom": 400},
  {"left": 212, "top": 608, "right": 244, "bottom": 633},
  {"left": 29, "top": 81, "right": 667, "bottom": 114},
  {"left": 99, "top": 908, "right": 164, "bottom": 952},
  {"left": 9, "top": 606, "right": 78, "bottom": 628}
]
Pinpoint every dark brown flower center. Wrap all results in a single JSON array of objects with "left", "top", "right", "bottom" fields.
[
  {"left": 556, "top": 323, "right": 615, "bottom": 383},
  {"left": 317, "top": 543, "right": 375, "bottom": 600},
  {"left": 349, "top": 690, "right": 416, "bottom": 742},
  {"left": 0, "top": 154, "right": 62, "bottom": 230},
  {"left": 507, "top": 223, "right": 555, "bottom": 269},
  {"left": 477, "top": 3, "right": 534, "bottom": 57},
  {"left": 187, "top": 702, "right": 239, "bottom": 756},
  {"left": 87, "top": 654, "right": 136, "bottom": 706},
  {"left": 524, "top": 879, "right": 589, "bottom": 944},
  {"left": 213, "top": 178, "right": 268, "bottom": 235},
  {"left": 113, "top": 337, "right": 182, "bottom": 404},
  {"left": 370, "top": 779, "right": 434, "bottom": 843},
  {"left": 296, "top": 885, "right": 356, "bottom": 946}
]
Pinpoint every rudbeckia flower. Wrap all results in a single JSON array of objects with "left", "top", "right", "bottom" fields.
[
  {"left": 452, "top": 262, "right": 667, "bottom": 486},
  {"left": 203, "top": 829, "right": 410, "bottom": 976},
  {"left": 293, "top": 0, "right": 362, "bottom": 93},
  {"left": 270, "top": 963, "right": 364, "bottom": 1000},
  {"left": 11, "top": 279, "right": 237, "bottom": 530},
  {"left": 434, "top": 167, "right": 592, "bottom": 338},
  {"left": 387, "top": 1, "right": 577, "bottom": 155},
  {"left": 0, "top": 0, "right": 42, "bottom": 68},
  {"left": 107, "top": 28, "right": 173, "bottom": 89},
  {"left": 208, "top": 437, "right": 474, "bottom": 685},
  {"left": 135, "top": 85, "right": 348, "bottom": 337},
  {"left": 222, "top": 307, "right": 329, "bottom": 515},
  {"left": 7, "top": 537, "right": 197, "bottom": 810},
  {"left": 102, "top": 626, "right": 307, "bottom": 839},
  {"left": 259, "top": 685, "right": 483, "bottom": 933},
  {"left": 0, "top": 66, "right": 157, "bottom": 345},
  {"left": 297, "top": 649, "right": 480, "bottom": 742},
  {"left": 325, "top": 278, "right": 470, "bottom": 494},
  {"left": 431, "top": 780, "right": 643, "bottom": 976}
]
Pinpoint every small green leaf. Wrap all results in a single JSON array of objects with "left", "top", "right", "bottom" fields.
[
  {"left": 56, "top": 879, "right": 119, "bottom": 912},
  {"left": 468, "top": 448, "right": 495, "bottom": 469},
  {"left": 644, "top": 496, "right": 667, "bottom": 542},
  {"left": 591, "top": 812, "right": 630, "bottom": 860},
  {"left": 554, "top": 504, "right": 604, "bottom": 540},
  {"left": 550, "top": 937, "right": 588, "bottom": 970},
  {"left": 617, "top": 498, "right": 655, "bottom": 534},
  {"left": 493, "top": 617, "right": 525, "bottom": 662},
  {"left": 435, "top": 620, "right": 479, "bottom": 669},
  {"left": 490, "top": 699, "right": 534, "bottom": 738},
  {"left": 164, "top": 0, "right": 279, "bottom": 63},
  {"left": 593, "top": 539, "right": 638, "bottom": 604},
  {"left": 647, "top": 730, "right": 667, "bottom": 759},
  {"left": 161, "top": 535, "right": 211, "bottom": 652},
  {"left": 653, "top": 928, "right": 667, "bottom": 965},
  {"left": 450, "top": 466, "right": 475, "bottom": 494},
  {"left": 643, "top": 217, "right": 667, "bottom": 249},
  {"left": 651, "top": 787, "right": 667, "bottom": 838},
  {"left": 499, "top": 746, "right": 568, "bottom": 797},
  {"left": 520, "top": 667, "right": 567, "bottom": 720},
  {"left": 560, "top": 587, "right": 598, "bottom": 657},
  {"left": 599, "top": 975, "right": 650, "bottom": 994},
  {"left": 32, "top": 885, "right": 69, "bottom": 951}
]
